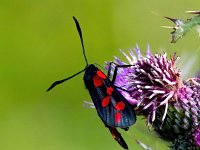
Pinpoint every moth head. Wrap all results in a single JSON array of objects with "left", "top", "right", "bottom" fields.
[{"left": 84, "top": 64, "right": 98, "bottom": 82}]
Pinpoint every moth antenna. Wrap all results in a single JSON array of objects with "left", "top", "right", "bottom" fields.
[
  {"left": 47, "top": 17, "right": 88, "bottom": 92},
  {"left": 73, "top": 17, "right": 88, "bottom": 66},
  {"left": 47, "top": 69, "right": 85, "bottom": 92}
]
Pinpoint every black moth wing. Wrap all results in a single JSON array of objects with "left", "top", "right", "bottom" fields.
[{"left": 84, "top": 65, "right": 136, "bottom": 128}]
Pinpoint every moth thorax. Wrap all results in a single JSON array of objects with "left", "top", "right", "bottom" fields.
[{"left": 84, "top": 64, "right": 98, "bottom": 86}]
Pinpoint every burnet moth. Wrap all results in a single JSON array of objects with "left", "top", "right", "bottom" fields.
[{"left": 47, "top": 17, "right": 136, "bottom": 149}]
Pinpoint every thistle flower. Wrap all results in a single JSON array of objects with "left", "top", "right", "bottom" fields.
[
  {"left": 193, "top": 126, "right": 200, "bottom": 147},
  {"left": 106, "top": 45, "right": 200, "bottom": 149},
  {"left": 107, "top": 45, "right": 182, "bottom": 125},
  {"left": 154, "top": 79, "right": 200, "bottom": 149}
]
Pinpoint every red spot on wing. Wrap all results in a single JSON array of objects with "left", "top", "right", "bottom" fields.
[
  {"left": 97, "top": 70, "right": 107, "bottom": 79},
  {"left": 115, "top": 112, "right": 122, "bottom": 124},
  {"left": 115, "top": 102, "right": 125, "bottom": 111},
  {"left": 107, "top": 87, "right": 114, "bottom": 95},
  {"left": 102, "top": 96, "right": 111, "bottom": 107},
  {"left": 93, "top": 75, "right": 102, "bottom": 87}
]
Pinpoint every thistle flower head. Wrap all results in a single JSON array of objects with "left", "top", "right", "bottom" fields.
[
  {"left": 107, "top": 45, "right": 184, "bottom": 125},
  {"left": 193, "top": 126, "right": 200, "bottom": 147},
  {"left": 106, "top": 46, "right": 200, "bottom": 149}
]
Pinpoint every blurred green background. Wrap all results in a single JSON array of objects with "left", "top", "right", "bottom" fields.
[{"left": 0, "top": 0, "right": 200, "bottom": 150}]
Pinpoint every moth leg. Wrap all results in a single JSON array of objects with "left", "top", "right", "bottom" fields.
[
  {"left": 107, "top": 62, "right": 135, "bottom": 93},
  {"left": 106, "top": 62, "right": 132, "bottom": 83},
  {"left": 105, "top": 125, "right": 128, "bottom": 149},
  {"left": 114, "top": 86, "right": 135, "bottom": 93},
  {"left": 111, "top": 64, "right": 133, "bottom": 84},
  {"left": 122, "top": 127, "right": 129, "bottom": 131},
  {"left": 107, "top": 61, "right": 115, "bottom": 79}
]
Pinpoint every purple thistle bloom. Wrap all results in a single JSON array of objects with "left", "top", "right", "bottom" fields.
[
  {"left": 107, "top": 45, "right": 183, "bottom": 124},
  {"left": 193, "top": 126, "right": 200, "bottom": 147},
  {"left": 106, "top": 45, "right": 200, "bottom": 149}
]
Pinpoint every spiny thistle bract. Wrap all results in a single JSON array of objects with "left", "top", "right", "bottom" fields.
[
  {"left": 106, "top": 45, "right": 200, "bottom": 149},
  {"left": 163, "top": 10, "right": 200, "bottom": 43}
]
